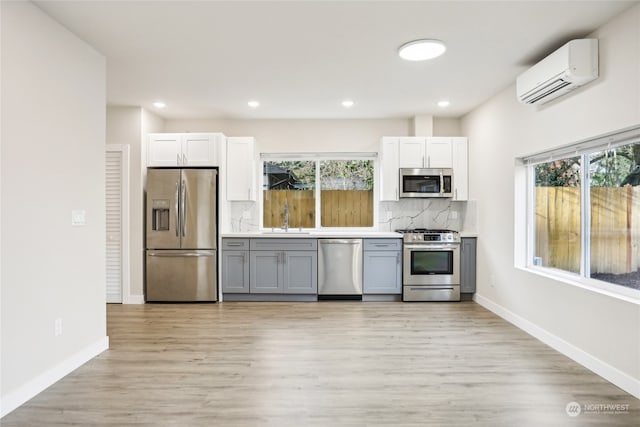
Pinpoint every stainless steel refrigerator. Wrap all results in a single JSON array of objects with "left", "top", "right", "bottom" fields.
[{"left": 145, "top": 168, "right": 218, "bottom": 302}]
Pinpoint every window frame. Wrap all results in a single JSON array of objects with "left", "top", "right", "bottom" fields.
[
  {"left": 259, "top": 152, "right": 378, "bottom": 231},
  {"left": 520, "top": 125, "right": 640, "bottom": 303}
]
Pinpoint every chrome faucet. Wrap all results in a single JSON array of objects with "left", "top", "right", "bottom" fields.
[{"left": 282, "top": 201, "right": 289, "bottom": 232}]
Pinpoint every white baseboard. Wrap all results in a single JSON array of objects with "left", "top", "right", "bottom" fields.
[
  {"left": 0, "top": 336, "right": 109, "bottom": 418},
  {"left": 474, "top": 294, "right": 640, "bottom": 399},
  {"left": 125, "top": 294, "right": 145, "bottom": 304}
]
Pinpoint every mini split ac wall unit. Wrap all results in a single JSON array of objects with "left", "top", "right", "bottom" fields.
[{"left": 516, "top": 39, "right": 599, "bottom": 105}]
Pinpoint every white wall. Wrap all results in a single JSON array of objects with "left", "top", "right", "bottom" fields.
[
  {"left": 164, "top": 118, "right": 411, "bottom": 152},
  {"left": 462, "top": 4, "right": 640, "bottom": 396},
  {"left": 1, "top": 1, "right": 108, "bottom": 416},
  {"left": 106, "top": 107, "right": 163, "bottom": 301}
]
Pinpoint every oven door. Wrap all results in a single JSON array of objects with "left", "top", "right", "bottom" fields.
[{"left": 403, "top": 244, "right": 460, "bottom": 286}]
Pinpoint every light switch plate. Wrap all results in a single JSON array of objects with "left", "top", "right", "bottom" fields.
[{"left": 71, "top": 210, "right": 86, "bottom": 226}]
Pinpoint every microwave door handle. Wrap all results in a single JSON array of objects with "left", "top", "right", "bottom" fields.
[{"left": 440, "top": 171, "right": 444, "bottom": 193}]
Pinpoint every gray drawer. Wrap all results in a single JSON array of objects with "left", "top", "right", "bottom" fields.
[
  {"left": 222, "top": 238, "right": 250, "bottom": 250},
  {"left": 364, "top": 239, "right": 402, "bottom": 251},
  {"left": 250, "top": 238, "right": 318, "bottom": 251}
]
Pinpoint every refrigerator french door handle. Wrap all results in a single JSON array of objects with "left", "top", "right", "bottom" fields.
[
  {"left": 147, "top": 252, "right": 216, "bottom": 257},
  {"left": 174, "top": 181, "right": 180, "bottom": 237},
  {"left": 180, "top": 179, "right": 186, "bottom": 237}
]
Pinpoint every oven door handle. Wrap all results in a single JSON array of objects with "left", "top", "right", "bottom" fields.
[{"left": 403, "top": 244, "right": 459, "bottom": 250}]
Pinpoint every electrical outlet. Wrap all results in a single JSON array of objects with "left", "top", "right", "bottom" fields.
[{"left": 54, "top": 318, "right": 63, "bottom": 336}]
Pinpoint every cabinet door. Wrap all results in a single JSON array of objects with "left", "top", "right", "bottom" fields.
[
  {"left": 283, "top": 251, "right": 317, "bottom": 294},
  {"left": 452, "top": 137, "right": 468, "bottom": 201},
  {"left": 426, "top": 137, "right": 453, "bottom": 168},
  {"left": 379, "top": 138, "right": 399, "bottom": 201},
  {"left": 460, "top": 238, "right": 477, "bottom": 293},
  {"left": 227, "top": 137, "right": 255, "bottom": 201},
  {"left": 398, "top": 137, "right": 426, "bottom": 168},
  {"left": 250, "top": 251, "right": 283, "bottom": 293},
  {"left": 221, "top": 251, "right": 249, "bottom": 293},
  {"left": 148, "top": 134, "right": 181, "bottom": 167},
  {"left": 183, "top": 134, "right": 218, "bottom": 166},
  {"left": 363, "top": 251, "right": 402, "bottom": 294}
]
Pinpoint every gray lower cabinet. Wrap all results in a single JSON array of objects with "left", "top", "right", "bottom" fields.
[
  {"left": 460, "top": 237, "right": 477, "bottom": 293},
  {"left": 221, "top": 250, "right": 250, "bottom": 293},
  {"left": 250, "top": 250, "right": 318, "bottom": 294},
  {"left": 221, "top": 239, "right": 250, "bottom": 293},
  {"left": 245, "top": 238, "right": 318, "bottom": 295},
  {"left": 363, "top": 239, "right": 402, "bottom": 294}
]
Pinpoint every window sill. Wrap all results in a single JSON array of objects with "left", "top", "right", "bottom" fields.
[{"left": 516, "top": 265, "right": 640, "bottom": 305}]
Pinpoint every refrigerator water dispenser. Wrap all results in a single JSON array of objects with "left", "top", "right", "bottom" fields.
[{"left": 152, "top": 199, "right": 170, "bottom": 231}]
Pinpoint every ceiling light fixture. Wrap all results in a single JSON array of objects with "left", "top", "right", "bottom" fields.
[
  {"left": 153, "top": 101, "right": 166, "bottom": 108},
  {"left": 341, "top": 99, "right": 354, "bottom": 108},
  {"left": 248, "top": 100, "right": 260, "bottom": 108},
  {"left": 398, "top": 39, "right": 446, "bottom": 61},
  {"left": 437, "top": 100, "right": 450, "bottom": 107}
]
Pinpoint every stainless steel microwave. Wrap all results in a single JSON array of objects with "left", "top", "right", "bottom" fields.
[{"left": 399, "top": 168, "right": 453, "bottom": 198}]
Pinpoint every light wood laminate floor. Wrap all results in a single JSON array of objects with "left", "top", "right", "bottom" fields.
[{"left": 3, "top": 302, "right": 638, "bottom": 426}]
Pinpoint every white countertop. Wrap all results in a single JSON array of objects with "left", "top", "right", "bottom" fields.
[
  {"left": 222, "top": 231, "right": 403, "bottom": 238},
  {"left": 459, "top": 232, "right": 478, "bottom": 238}
]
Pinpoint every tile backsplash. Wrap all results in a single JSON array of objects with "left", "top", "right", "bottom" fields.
[{"left": 225, "top": 198, "right": 476, "bottom": 233}]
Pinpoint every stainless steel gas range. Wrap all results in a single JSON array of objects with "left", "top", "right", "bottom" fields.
[{"left": 396, "top": 229, "right": 461, "bottom": 302}]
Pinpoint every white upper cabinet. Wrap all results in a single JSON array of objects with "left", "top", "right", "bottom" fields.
[
  {"left": 451, "top": 137, "right": 469, "bottom": 201},
  {"left": 398, "top": 137, "right": 426, "bottom": 168},
  {"left": 226, "top": 136, "right": 256, "bottom": 201},
  {"left": 380, "top": 137, "right": 400, "bottom": 201},
  {"left": 147, "top": 133, "right": 220, "bottom": 167},
  {"left": 398, "top": 137, "right": 453, "bottom": 169},
  {"left": 426, "top": 138, "right": 453, "bottom": 168}
]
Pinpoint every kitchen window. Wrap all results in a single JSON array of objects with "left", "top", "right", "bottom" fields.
[
  {"left": 261, "top": 154, "right": 375, "bottom": 229},
  {"left": 524, "top": 126, "right": 640, "bottom": 299}
]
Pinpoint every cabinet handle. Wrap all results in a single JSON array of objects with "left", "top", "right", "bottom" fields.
[
  {"left": 183, "top": 153, "right": 187, "bottom": 165},
  {"left": 396, "top": 253, "right": 401, "bottom": 265},
  {"left": 455, "top": 189, "right": 458, "bottom": 200},
  {"left": 227, "top": 242, "right": 243, "bottom": 247},
  {"left": 422, "top": 155, "right": 425, "bottom": 167},
  {"left": 283, "top": 252, "right": 286, "bottom": 264},
  {"left": 177, "top": 153, "right": 181, "bottom": 165}
]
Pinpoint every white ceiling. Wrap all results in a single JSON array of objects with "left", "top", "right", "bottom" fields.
[{"left": 35, "top": 0, "right": 638, "bottom": 120}]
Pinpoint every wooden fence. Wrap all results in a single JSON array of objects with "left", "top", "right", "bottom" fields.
[
  {"left": 263, "top": 190, "right": 373, "bottom": 228},
  {"left": 535, "top": 186, "right": 640, "bottom": 274}
]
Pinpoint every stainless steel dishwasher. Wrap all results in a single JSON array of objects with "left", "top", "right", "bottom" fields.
[{"left": 318, "top": 239, "right": 363, "bottom": 299}]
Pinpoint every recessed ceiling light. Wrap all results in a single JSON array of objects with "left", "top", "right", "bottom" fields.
[
  {"left": 153, "top": 101, "right": 166, "bottom": 108},
  {"left": 398, "top": 39, "right": 446, "bottom": 61},
  {"left": 437, "top": 100, "right": 450, "bottom": 107},
  {"left": 341, "top": 99, "right": 354, "bottom": 108},
  {"left": 248, "top": 100, "right": 260, "bottom": 108}
]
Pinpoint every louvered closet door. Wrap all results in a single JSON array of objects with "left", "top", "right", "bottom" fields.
[{"left": 106, "top": 150, "right": 123, "bottom": 303}]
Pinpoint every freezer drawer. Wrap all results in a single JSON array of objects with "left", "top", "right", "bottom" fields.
[{"left": 146, "top": 250, "right": 217, "bottom": 302}]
